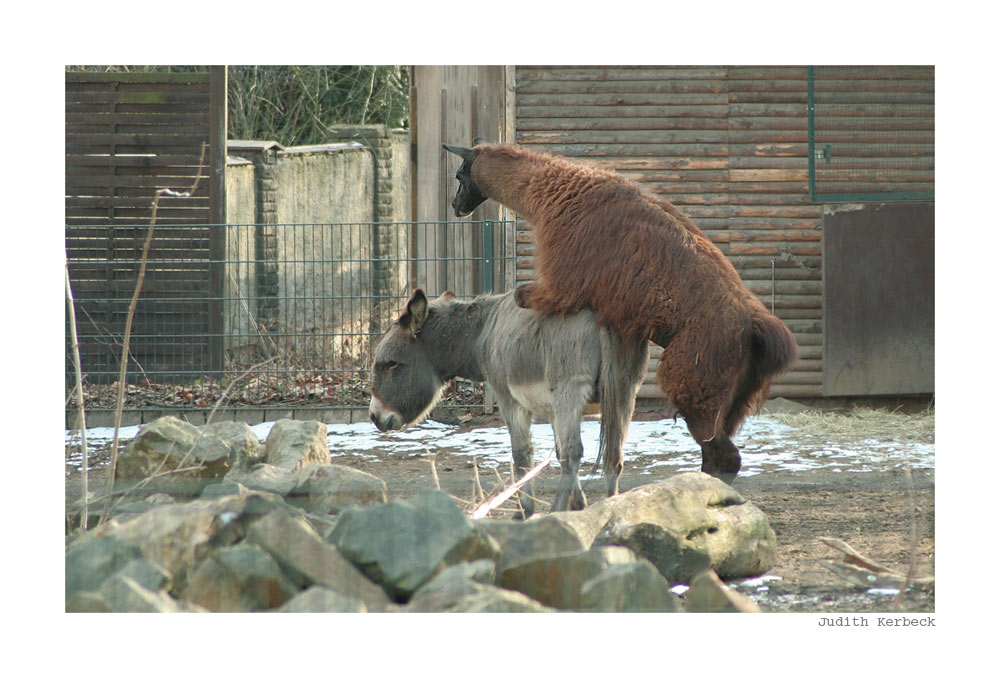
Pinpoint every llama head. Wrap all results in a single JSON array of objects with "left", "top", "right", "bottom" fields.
[{"left": 443, "top": 140, "right": 489, "bottom": 217}]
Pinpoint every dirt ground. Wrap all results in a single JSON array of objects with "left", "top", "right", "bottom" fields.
[
  {"left": 324, "top": 435, "right": 935, "bottom": 614},
  {"left": 65, "top": 405, "right": 935, "bottom": 614}
]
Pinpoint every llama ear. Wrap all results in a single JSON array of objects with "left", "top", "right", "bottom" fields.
[
  {"left": 401, "top": 289, "right": 429, "bottom": 337},
  {"left": 442, "top": 144, "right": 475, "bottom": 163}
]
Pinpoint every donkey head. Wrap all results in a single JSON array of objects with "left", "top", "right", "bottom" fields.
[
  {"left": 369, "top": 289, "right": 445, "bottom": 431},
  {"left": 443, "top": 138, "right": 489, "bottom": 217}
]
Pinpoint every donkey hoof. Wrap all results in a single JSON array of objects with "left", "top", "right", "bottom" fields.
[{"left": 517, "top": 495, "right": 535, "bottom": 520}]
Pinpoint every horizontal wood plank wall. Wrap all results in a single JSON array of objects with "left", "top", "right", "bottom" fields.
[
  {"left": 65, "top": 71, "right": 214, "bottom": 383},
  {"left": 514, "top": 65, "right": 822, "bottom": 399},
  {"left": 811, "top": 65, "right": 934, "bottom": 199}
]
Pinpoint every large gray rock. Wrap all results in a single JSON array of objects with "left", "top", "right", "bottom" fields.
[
  {"left": 114, "top": 558, "right": 173, "bottom": 595},
  {"left": 114, "top": 417, "right": 262, "bottom": 497},
  {"left": 264, "top": 419, "right": 330, "bottom": 471},
  {"left": 99, "top": 493, "right": 284, "bottom": 595},
  {"left": 578, "top": 560, "right": 680, "bottom": 612},
  {"left": 181, "top": 543, "right": 299, "bottom": 612},
  {"left": 114, "top": 417, "right": 208, "bottom": 496},
  {"left": 225, "top": 463, "right": 299, "bottom": 497},
  {"left": 405, "top": 559, "right": 551, "bottom": 612},
  {"left": 408, "top": 560, "right": 497, "bottom": 605},
  {"left": 200, "top": 481, "right": 253, "bottom": 500},
  {"left": 275, "top": 586, "right": 368, "bottom": 613},
  {"left": 201, "top": 420, "right": 265, "bottom": 470},
  {"left": 499, "top": 546, "right": 637, "bottom": 610},
  {"left": 66, "top": 590, "right": 112, "bottom": 613},
  {"left": 548, "top": 473, "right": 777, "bottom": 579},
  {"left": 329, "top": 490, "right": 501, "bottom": 602},
  {"left": 477, "top": 515, "right": 587, "bottom": 573},
  {"left": 593, "top": 517, "right": 711, "bottom": 584},
  {"left": 246, "top": 509, "right": 392, "bottom": 610},
  {"left": 406, "top": 581, "right": 554, "bottom": 613},
  {"left": 99, "top": 573, "right": 203, "bottom": 613},
  {"left": 288, "top": 463, "right": 388, "bottom": 514},
  {"left": 65, "top": 533, "right": 143, "bottom": 598}
]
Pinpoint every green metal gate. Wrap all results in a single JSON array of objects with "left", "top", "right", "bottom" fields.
[{"left": 808, "top": 65, "right": 934, "bottom": 203}]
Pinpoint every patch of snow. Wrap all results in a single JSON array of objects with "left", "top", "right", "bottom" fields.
[{"left": 65, "top": 414, "right": 935, "bottom": 476}]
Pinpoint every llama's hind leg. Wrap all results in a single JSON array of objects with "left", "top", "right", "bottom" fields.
[{"left": 514, "top": 281, "right": 584, "bottom": 317}]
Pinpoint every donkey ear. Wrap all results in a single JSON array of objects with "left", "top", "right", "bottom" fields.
[
  {"left": 473, "top": 137, "right": 487, "bottom": 146},
  {"left": 401, "top": 289, "right": 429, "bottom": 337},
  {"left": 442, "top": 144, "right": 475, "bottom": 163}
]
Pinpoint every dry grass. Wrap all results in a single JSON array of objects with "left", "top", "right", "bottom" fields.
[{"left": 770, "top": 405, "right": 935, "bottom": 441}]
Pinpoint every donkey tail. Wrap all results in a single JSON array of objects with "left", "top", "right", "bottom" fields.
[{"left": 594, "top": 330, "right": 649, "bottom": 481}]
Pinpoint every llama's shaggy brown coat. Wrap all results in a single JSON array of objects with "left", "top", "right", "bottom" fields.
[{"left": 451, "top": 142, "right": 798, "bottom": 476}]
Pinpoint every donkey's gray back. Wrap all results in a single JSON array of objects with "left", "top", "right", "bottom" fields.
[{"left": 478, "top": 293, "right": 603, "bottom": 417}]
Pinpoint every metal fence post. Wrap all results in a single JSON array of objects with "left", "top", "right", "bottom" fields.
[{"left": 482, "top": 220, "right": 495, "bottom": 294}]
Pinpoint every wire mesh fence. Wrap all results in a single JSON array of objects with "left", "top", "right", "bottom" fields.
[
  {"left": 808, "top": 65, "right": 934, "bottom": 202},
  {"left": 66, "top": 220, "right": 516, "bottom": 412}
]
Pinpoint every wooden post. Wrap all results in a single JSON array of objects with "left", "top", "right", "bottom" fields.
[
  {"left": 436, "top": 88, "right": 449, "bottom": 295},
  {"left": 208, "top": 65, "right": 227, "bottom": 373},
  {"left": 408, "top": 71, "right": 419, "bottom": 292}
]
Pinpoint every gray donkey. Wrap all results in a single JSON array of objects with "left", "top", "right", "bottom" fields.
[{"left": 368, "top": 289, "right": 648, "bottom": 518}]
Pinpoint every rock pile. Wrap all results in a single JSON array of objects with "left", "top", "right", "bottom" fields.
[{"left": 66, "top": 416, "right": 772, "bottom": 613}]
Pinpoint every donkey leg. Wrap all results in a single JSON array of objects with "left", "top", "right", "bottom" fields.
[
  {"left": 499, "top": 397, "right": 537, "bottom": 518},
  {"left": 550, "top": 410, "right": 587, "bottom": 512}
]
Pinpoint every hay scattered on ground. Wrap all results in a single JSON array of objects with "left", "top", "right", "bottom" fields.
[{"left": 770, "top": 406, "right": 935, "bottom": 442}]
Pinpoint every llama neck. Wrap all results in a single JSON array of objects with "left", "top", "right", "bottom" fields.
[
  {"left": 473, "top": 145, "right": 611, "bottom": 221},
  {"left": 472, "top": 148, "right": 549, "bottom": 220}
]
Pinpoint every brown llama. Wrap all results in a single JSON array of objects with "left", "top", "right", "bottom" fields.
[{"left": 444, "top": 141, "right": 798, "bottom": 479}]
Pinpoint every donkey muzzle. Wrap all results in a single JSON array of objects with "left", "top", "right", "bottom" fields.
[{"left": 369, "top": 396, "right": 403, "bottom": 431}]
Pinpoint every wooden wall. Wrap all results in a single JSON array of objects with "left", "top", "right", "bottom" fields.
[
  {"left": 412, "top": 65, "right": 935, "bottom": 399},
  {"left": 65, "top": 69, "right": 225, "bottom": 382}
]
